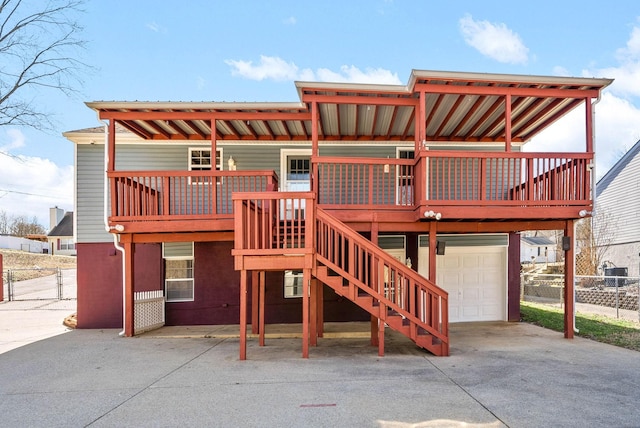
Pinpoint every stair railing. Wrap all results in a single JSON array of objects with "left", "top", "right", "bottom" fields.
[{"left": 315, "top": 207, "right": 448, "bottom": 344}]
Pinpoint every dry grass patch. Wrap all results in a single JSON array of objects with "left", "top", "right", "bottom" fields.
[{"left": 1, "top": 249, "right": 76, "bottom": 281}]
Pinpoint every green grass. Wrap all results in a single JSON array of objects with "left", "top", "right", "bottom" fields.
[{"left": 520, "top": 301, "right": 640, "bottom": 352}]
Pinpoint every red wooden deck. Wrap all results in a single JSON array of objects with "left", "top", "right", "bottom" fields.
[{"left": 108, "top": 151, "right": 592, "bottom": 232}]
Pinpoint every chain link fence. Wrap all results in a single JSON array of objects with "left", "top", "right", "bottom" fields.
[
  {"left": 2, "top": 268, "right": 76, "bottom": 302},
  {"left": 521, "top": 267, "right": 640, "bottom": 321}
]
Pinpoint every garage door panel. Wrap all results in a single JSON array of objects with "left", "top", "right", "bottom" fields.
[
  {"left": 418, "top": 244, "right": 507, "bottom": 323},
  {"left": 424, "top": 246, "right": 506, "bottom": 323},
  {"left": 461, "top": 254, "right": 481, "bottom": 268},
  {"left": 443, "top": 257, "right": 462, "bottom": 268},
  {"left": 462, "top": 306, "right": 480, "bottom": 319}
]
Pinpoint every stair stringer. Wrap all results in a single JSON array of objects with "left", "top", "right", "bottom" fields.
[{"left": 313, "top": 208, "right": 449, "bottom": 356}]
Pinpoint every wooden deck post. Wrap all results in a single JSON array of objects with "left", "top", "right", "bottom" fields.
[
  {"left": 251, "top": 271, "right": 259, "bottom": 334},
  {"left": 428, "top": 222, "right": 437, "bottom": 282},
  {"left": 377, "top": 316, "right": 385, "bottom": 357},
  {"left": 317, "top": 280, "right": 324, "bottom": 337},
  {"left": 310, "top": 278, "right": 318, "bottom": 346},
  {"left": 240, "top": 269, "right": 248, "bottom": 360},
  {"left": 259, "top": 271, "right": 265, "bottom": 347},
  {"left": 564, "top": 220, "right": 575, "bottom": 339},
  {"left": 302, "top": 268, "right": 311, "bottom": 358},
  {"left": 123, "top": 240, "right": 135, "bottom": 337},
  {"left": 371, "top": 218, "right": 379, "bottom": 346}
]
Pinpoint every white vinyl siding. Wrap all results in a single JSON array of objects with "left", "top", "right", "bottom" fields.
[{"left": 597, "top": 152, "right": 640, "bottom": 245}]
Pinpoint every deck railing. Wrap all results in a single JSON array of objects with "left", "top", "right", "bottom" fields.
[
  {"left": 313, "top": 152, "right": 592, "bottom": 210},
  {"left": 107, "top": 151, "right": 592, "bottom": 225},
  {"left": 232, "top": 192, "right": 315, "bottom": 256},
  {"left": 314, "top": 156, "right": 415, "bottom": 208},
  {"left": 108, "top": 170, "right": 278, "bottom": 221},
  {"left": 423, "top": 151, "right": 592, "bottom": 206}
]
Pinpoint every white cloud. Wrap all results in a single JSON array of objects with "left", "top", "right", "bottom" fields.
[
  {"left": 196, "top": 76, "right": 206, "bottom": 90},
  {"left": 0, "top": 129, "right": 26, "bottom": 152},
  {"left": 146, "top": 22, "right": 167, "bottom": 33},
  {"left": 225, "top": 55, "right": 402, "bottom": 85},
  {"left": 552, "top": 65, "right": 571, "bottom": 76},
  {"left": 283, "top": 16, "right": 296, "bottom": 25},
  {"left": 225, "top": 56, "right": 300, "bottom": 81},
  {"left": 459, "top": 14, "right": 529, "bottom": 65},
  {"left": 551, "top": 21, "right": 640, "bottom": 178},
  {"left": 0, "top": 133, "right": 73, "bottom": 227},
  {"left": 584, "top": 25, "right": 640, "bottom": 99},
  {"left": 526, "top": 92, "right": 640, "bottom": 180}
]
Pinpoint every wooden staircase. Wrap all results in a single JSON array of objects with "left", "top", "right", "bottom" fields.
[
  {"left": 314, "top": 208, "right": 449, "bottom": 356},
  {"left": 232, "top": 192, "right": 449, "bottom": 357}
]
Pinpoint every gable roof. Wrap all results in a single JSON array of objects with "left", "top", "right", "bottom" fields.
[
  {"left": 85, "top": 69, "right": 612, "bottom": 146},
  {"left": 48, "top": 212, "right": 73, "bottom": 237},
  {"left": 596, "top": 138, "right": 640, "bottom": 197}
]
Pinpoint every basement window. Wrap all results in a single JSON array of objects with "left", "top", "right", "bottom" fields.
[
  {"left": 284, "top": 270, "right": 304, "bottom": 298},
  {"left": 163, "top": 242, "right": 194, "bottom": 302}
]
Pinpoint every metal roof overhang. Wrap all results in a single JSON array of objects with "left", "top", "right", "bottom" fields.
[{"left": 87, "top": 70, "right": 612, "bottom": 144}]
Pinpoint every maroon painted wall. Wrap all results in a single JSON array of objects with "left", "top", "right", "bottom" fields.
[
  {"left": 165, "top": 241, "right": 369, "bottom": 325},
  {"left": 165, "top": 241, "right": 240, "bottom": 325},
  {"left": 76, "top": 242, "right": 161, "bottom": 329},
  {"left": 78, "top": 240, "right": 371, "bottom": 328},
  {"left": 507, "top": 232, "right": 521, "bottom": 321},
  {"left": 77, "top": 243, "right": 122, "bottom": 328}
]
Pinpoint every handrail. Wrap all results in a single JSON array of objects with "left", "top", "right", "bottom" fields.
[{"left": 315, "top": 207, "right": 448, "bottom": 343}]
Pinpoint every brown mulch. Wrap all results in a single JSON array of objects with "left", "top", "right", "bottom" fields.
[{"left": 63, "top": 313, "right": 77, "bottom": 329}]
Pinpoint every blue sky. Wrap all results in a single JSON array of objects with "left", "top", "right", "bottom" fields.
[{"left": 2, "top": 0, "right": 640, "bottom": 226}]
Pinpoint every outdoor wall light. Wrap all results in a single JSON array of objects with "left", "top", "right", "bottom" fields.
[
  {"left": 228, "top": 156, "right": 237, "bottom": 171},
  {"left": 424, "top": 210, "right": 442, "bottom": 220},
  {"left": 579, "top": 209, "right": 592, "bottom": 217},
  {"left": 114, "top": 224, "right": 124, "bottom": 232}
]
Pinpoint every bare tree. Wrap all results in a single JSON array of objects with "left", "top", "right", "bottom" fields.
[
  {"left": 575, "top": 205, "right": 616, "bottom": 276},
  {"left": 9, "top": 214, "right": 45, "bottom": 236},
  {"left": 0, "top": 209, "right": 9, "bottom": 234},
  {"left": 0, "top": 0, "right": 87, "bottom": 131}
]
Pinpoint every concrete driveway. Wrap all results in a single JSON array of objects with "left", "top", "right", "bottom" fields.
[{"left": 0, "top": 321, "right": 639, "bottom": 427}]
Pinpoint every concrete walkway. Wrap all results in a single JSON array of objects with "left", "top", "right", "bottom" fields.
[
  {"left": 0, "top": 321, "right": 639, "bottom": 427},
  {"left": 0, "top": 269, "right": 76, "bottom": 354}
]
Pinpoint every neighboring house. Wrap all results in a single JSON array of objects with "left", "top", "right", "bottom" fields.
[
  {"left": 64, "top": 69, "right": 611, "bottom": 358},
  {"left": 595, "top": 138, "right": 640, "bottom": 277},
  {"left": 520, "top": 236, "right": 557, "bottom": 264},
  {"left": 47, "top": 209, "right": 75, "bottom": 256},
  {"left": 0, "top": 235, "right": 46, "bottom": 253}
]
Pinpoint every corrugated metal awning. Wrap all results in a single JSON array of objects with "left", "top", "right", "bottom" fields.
[{"left": 86, "top": 69, "right": 612, "bottom": 144}]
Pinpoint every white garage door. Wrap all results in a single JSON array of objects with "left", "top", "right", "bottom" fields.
[{"left": 418, "top": 245, "right": 506, "bottom": 323}]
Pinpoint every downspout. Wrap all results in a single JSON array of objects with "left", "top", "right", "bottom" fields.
[
  {"left": 100, "top": 119, "right": 127, "bottom": 337},
  {"left": 574, "top": 94, "right": 602, "bottom": 333}
]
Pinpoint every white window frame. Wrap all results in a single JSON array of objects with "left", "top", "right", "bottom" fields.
[
  {"left": 163, "top": 242, "right": 195, "bottom": 302},
  {"left": 188, "top": 147, "right": 222, "bottom": 185},
  {"left": 280, "top": 148, "right": 312, "bottom": 219},
  {"left": 60, "top": 238, "right": 75, "bottom": 251},
  {"left": 396, "top": 147, "right": 414, "bottom": 206},
  {"left": 284, "top": 270, "right": 304, "bottom": 298}
]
